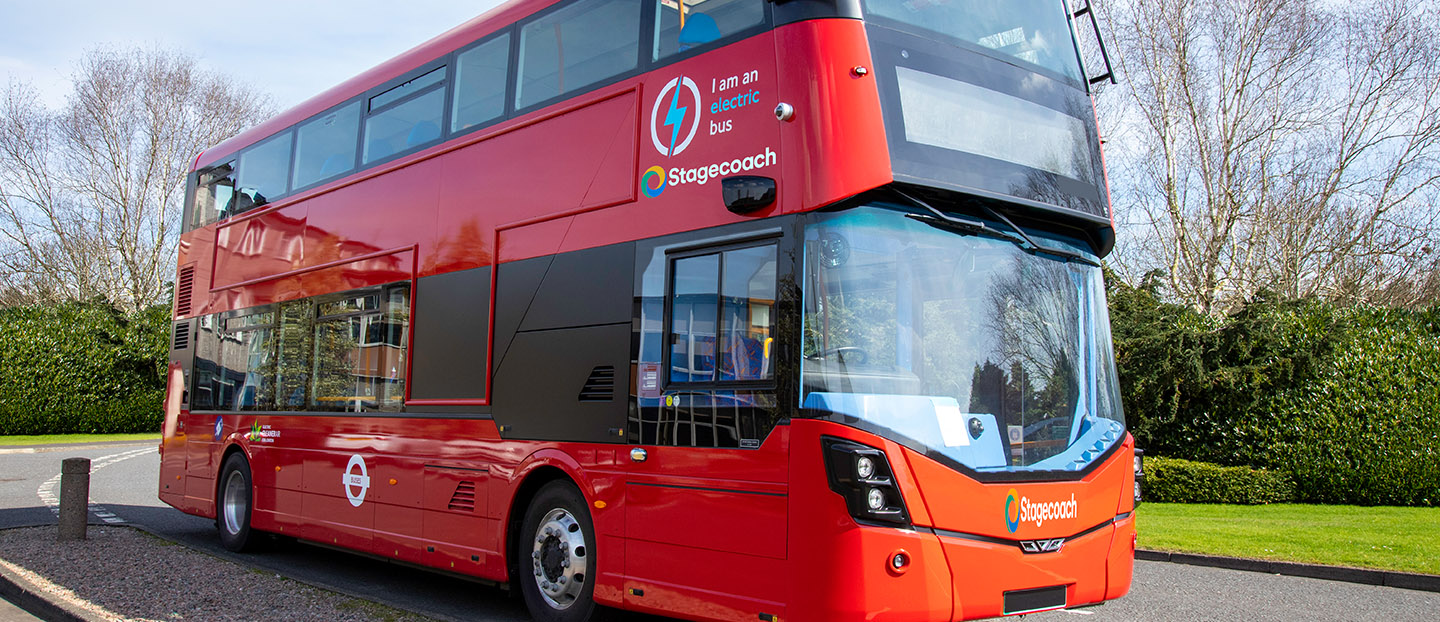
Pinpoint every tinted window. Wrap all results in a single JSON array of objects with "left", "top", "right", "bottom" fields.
[
  {"left": 652, "top": 0, "right": 765, "bottom": 60},
  {"left": 192, "top": 163, "right": 236, "bottom": 227},
  {"left": 293, "top": 101, "right": 361, "bottom": 189},
  {"left": 453, "top": 34, "right": 511, "bottom": 131},
  {"left": 863, "top": 0, "right": 1084, "bottom": 81},
  {"left": 669, "top": 243, "right": 777, "bottom": 384},
  {"left": 370, "top": 67, "right": 447, "bottom": 112},
  {"left": 191, "top": 311, "right": 277, "bottom": 410},
  {"left": 670, "top": 253, "right": 719, "bottom": 382},
  {"left": 275, "top": 299, "right": 314, "bottom": 410},
  {"left": 237, "top": 131, "right": 293, "bottom": 211},
  {"left": 517, "top": 0, "right": 642, "bottom": 109},
  {"left": 190, "top": 284, "right": 410, "bottom": 414},
  {"left": 310, "top": 286, "right": 409, "bottom": 412},
  {"left": 365, "top": 88, "right": 446, "bottom": 164},
  {"left": 720, "top": 244, "right": 776, "bottom": 381}
]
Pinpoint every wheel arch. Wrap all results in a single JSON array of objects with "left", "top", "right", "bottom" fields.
[{"left": 504, "top": 451, "right": 591, "bottom": 585}]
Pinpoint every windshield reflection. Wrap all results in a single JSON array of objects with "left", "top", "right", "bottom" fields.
[
  {"left": 863, "top": 0, "right": 1085, "bottom": 81},
  {"left": 801, "top": 206, "right": 1123, "bottom": 474}
]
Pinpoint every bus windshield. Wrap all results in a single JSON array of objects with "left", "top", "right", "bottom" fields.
[
  {"left": 862, "top": 0, "right": 1084, "bottom": 81},
  {"left": 801, "top": 205, "right": 1124, "bottom": 474}
]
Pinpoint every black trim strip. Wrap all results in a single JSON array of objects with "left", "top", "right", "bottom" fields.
[
  {"left": 192, "top": 410, "right": 493, "bottom": 420},
  {"left": 926, "top": 513, "right": 1125, "bottom": 548},
  {"left": 628, "top": 481, "right": 786, "bottom": 498},
  {"left": 422, "top": 464, "right": 490, "bottom": 472}
]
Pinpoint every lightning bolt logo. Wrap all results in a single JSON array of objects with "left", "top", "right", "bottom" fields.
[
  {"left": 664, "top": 78, "right": 688, "bottom": 157},
  {"left": 650, "top": 76, "right": 701, "bottom": 157}
]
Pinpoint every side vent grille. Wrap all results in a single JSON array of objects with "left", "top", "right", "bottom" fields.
[
  {"left": 578, "top": 366, "right": 615, "bottom": 402},
  {"left": 448, "top": 481, "right": 476, "bottom": 512},
  {"left": 175, "top": 265, "right": 195, "bottom": 316},
  {"left": 171, "top": 322, "right": 190, "bottom": 351}
]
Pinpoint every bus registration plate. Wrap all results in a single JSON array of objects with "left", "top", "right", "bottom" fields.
[{"left": 1003, "top": 585, "right": 1066, "bottom": 616}]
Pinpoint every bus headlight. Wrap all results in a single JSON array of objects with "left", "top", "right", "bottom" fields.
[
  {"left": 823, "top": 437, "right": 911, "bottom": 527},
  {"left": 867, "top": 488, "right": 886, "bottom": 510},
  {"left": 856, "top": 456, "right": 876, "bottom": 479}
]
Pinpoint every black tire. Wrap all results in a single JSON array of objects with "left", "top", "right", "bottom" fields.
[
  {"left": 518, "top": 481, "right": 597, "bottom": 622},
  {"left": 216, "top": 453, "right": 257, "bottom": 552}
]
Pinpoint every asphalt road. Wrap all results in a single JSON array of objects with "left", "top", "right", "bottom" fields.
[{"left": 2, "top": 441, "right": 1438, "bottom": 621}]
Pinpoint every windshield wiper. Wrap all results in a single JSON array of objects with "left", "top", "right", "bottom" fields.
[{"left": 893, "top": 189, "right": 1101, "bottom": 268}]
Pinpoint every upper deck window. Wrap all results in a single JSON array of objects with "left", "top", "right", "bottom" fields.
[
  {"left": 516, "top": 0, "right": 642, "bottom": 110},
  {"left": 364, "top": 67, "right": 448, "bottom": 164},
  {"left": 191, "top": 163, "right": 236, "bottom": 229},
  {"left": 862, "top": 0, "right": 1084, "bottom": 82},
  {"left": 452, "top": 34, "right": 511, "bottom": 132},
  {"left": 652, "top": 0, "right": 765, "bottom": 61},
  {"left": 236, "top": 130, "right": 294, "bottom": 213},
  {"left": 293, "top": 101, "right": 361, "bottom": 189}
]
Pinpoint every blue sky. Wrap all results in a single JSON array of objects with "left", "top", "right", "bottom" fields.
[{"left": 0, "top": 0, "right": 504, "bottom": 110}]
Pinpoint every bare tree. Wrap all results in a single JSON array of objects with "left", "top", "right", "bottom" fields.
[
  {"left": 0, "top": 46, "right": 272, "bottom": 311},
  {"left": 1098, "top": 0, "right": 1440, "bottom": 312}
]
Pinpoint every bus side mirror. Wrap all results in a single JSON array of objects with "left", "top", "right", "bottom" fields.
[{"left": 722, "top": 176, "right": 776, "bottom": 214}]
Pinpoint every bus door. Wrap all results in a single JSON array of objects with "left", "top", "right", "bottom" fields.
[{"left": 622, "top": 239, "right": 790, "bottom": 617}]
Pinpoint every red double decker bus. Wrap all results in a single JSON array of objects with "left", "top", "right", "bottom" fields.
[{"left": 159, "top": 1, "right": 1137, "bottom": 620}]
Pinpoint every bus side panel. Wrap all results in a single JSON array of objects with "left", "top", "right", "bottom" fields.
[
  {"left": 431, "top": 90, "right": 640, "bottom": 274},
  {"left": 306, "top": 163, "right": 440, "bottom": 266},
  {"left": 773, "top": 18, "right": 893, "bottom": 213},
  {"left": 213, "top": 204, "right": 308, "bottom": 290},
  {"left": 1105, "top": 514, "right": 1136, "bottom": 600},
  {"left": 421, "top": 465, "right": 500, "bottom": 575},
  {"left": 620, "top": 428, "right": 791, "bottom": 621}
]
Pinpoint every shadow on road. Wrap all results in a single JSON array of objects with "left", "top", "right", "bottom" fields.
[
  {"left": 0, "top": 506, "right": 55, "bottom": 530},
  {"left": 72, "top": 504, "right": 674, "bottom": 622}
]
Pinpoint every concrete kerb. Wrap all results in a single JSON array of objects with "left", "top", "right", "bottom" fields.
[
  {"left": 1137, "top": 549, "right": 1440, "bottom": 593},
  {"left": 0, "top": 556, "right": 90, "bottom": 622}
]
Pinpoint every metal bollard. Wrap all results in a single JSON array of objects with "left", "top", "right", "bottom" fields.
[{"left": 58, "top": 457, "right": 91, "bottom": 541}]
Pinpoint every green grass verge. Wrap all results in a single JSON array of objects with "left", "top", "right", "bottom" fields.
[
  {"left": 1137, "top": 503, "right": 1440, "bottom": 575},
  {"left": 0, "top": 432, "right": 160, "bottom": 446}
]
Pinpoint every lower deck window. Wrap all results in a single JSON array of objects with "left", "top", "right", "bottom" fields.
[{"left": 191, "top": 283, "right": 410, "bottom": 413}]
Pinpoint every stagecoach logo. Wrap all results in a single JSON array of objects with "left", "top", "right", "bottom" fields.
[
  {"left": 213, "top": 416, "right": 224, "bottom": 441},
  {"left": 1005, "top": 488, "right": 1022, "bottom": 533},
  {"left": 641, "top": 165, "right": 668, "bottom": 197},
  {"left": 650, "top": 76, "right": 702, "bottom": 157},
  {"left": 1005, "top": 489, "right": 1079, "bottom": 533},
  {"left": 343, "top": 454, "right": 371, "bottom": 507}
]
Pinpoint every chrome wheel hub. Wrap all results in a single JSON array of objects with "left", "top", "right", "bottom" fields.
[
  {"left": 531, "top": 508, "right": 587, "bottom": 610},
  {"left": 221, "top": 470, "right": 246, "bottom": 535}
]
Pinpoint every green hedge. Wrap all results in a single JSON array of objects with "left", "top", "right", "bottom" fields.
[
  {"left": 1143, "top": 457, "right": 1295, "bottom": 504},
  {"left": 1109, "top": 274, "right": 1440, "bottom": 506},
  {"left": 0, "top": 300, "right": 168, "bottom": 434}
]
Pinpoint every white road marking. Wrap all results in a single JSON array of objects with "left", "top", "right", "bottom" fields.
[
  {"left": 36, "top": 446, "right": 157, "bottom": 524},
  {"left": 1060, "top": 609, "right": 1095, "bottom": 615}
]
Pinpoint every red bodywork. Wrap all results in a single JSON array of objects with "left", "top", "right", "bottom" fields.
[{"left": 160, "top": 4, "right": 1133, "bottom": 620}]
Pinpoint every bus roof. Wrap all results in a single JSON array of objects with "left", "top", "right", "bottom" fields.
[{"left": 195, "top": 0, "right": 547, "bottom": 169}]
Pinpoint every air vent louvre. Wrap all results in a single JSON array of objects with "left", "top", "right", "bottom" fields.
[
  {"left": 171, "top": 322, "right": 190, "bottom": 351},
  {"left": 578, "top": 366, "right": 615, "bottom": 402},
  {"left": 448, "top": 481, "right": 476, "bottom": 512},
  {"left": 175, "top": 265, "right": 195, "bottom": 316}
]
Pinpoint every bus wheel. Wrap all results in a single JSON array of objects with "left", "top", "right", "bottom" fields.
[
  {"left": 217, "top": 453, "right": 257, "bottom": 552},
  {"left": 519, "top": 481, "right": 596, "bottom": 622}
]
